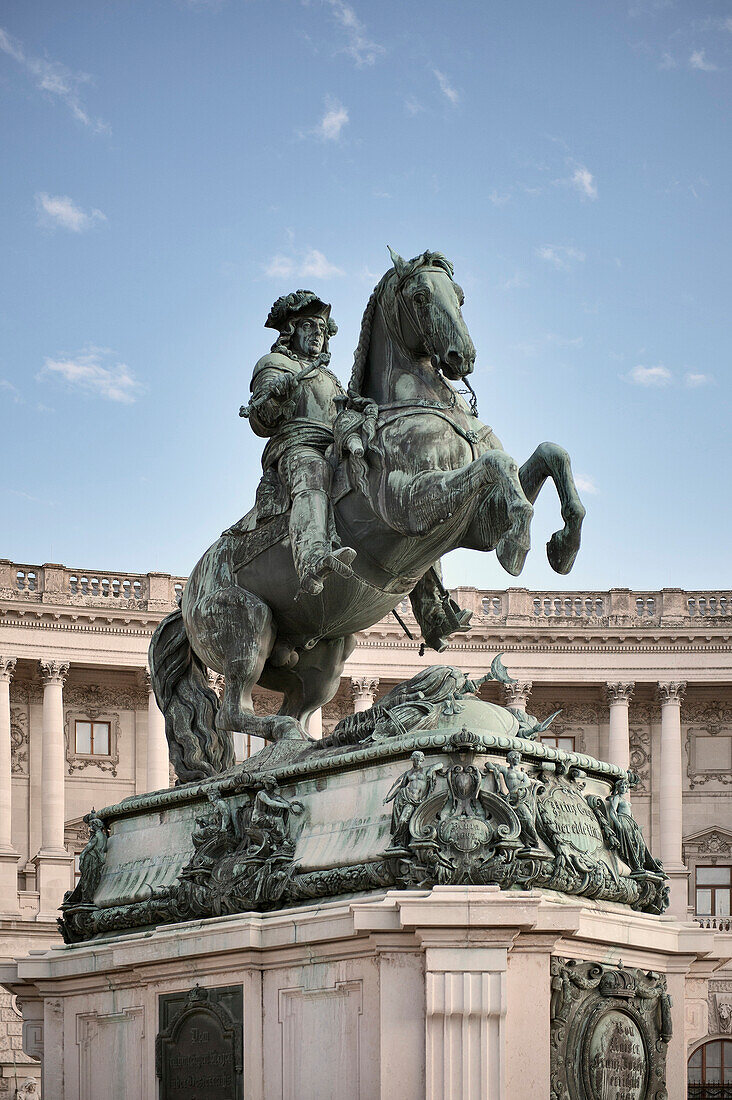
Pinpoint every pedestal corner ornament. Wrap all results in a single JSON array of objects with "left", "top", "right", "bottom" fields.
[
  {"left": 156, "top": 983, "right": 243, "bottom": 1100},
  {"left": 550, "top": 958, "right": 672, "bottom": 1100}
]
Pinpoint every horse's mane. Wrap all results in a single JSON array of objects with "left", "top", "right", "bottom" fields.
[{"left": 347, "top": 251, "right": 454, "bottom": 405}]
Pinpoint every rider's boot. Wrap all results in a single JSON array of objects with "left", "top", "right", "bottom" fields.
[{"left": 290, "top": 489, "right": 356, "bottom": 597}]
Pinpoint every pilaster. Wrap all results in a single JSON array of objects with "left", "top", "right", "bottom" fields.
[
  {"left": 145, "top": 670, "right": 170, "bottom": 794},
  {"left": 351, "top": 677, "right": 379, "bottom": 713},
  {"left": 35, "top": 660, "right": 73, "bottom": 921},
  {"left": 0, "top": 656, "right": 20, "bottom": 914},
  {"left": 502, "top": 680, "right": 532, "bottom": 713},
  {"left": 605, "top": 681, "right": 634, "bottom": 771},
  {"left": 658, "top": 681, "right": 688, "bottom": 917}
]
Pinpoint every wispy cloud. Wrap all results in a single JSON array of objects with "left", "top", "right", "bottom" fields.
[
  {"left": 502, "top": 272, "right": 529, "bottom": 290},
  {"left": 625, "top": 364, "right": 672, "bottom": 386},
  {"left": 488, "top": 190, "right": 511, "bottom": 206},
  {"left": 306, "top": 96, "right": 349, "bottom": 141},
  {"left": 264, "top": 249, "right": 344, "bottom": 280},
  {"left": 39, "top": 347, "right": 143, "bottom": 403},
  {"left": 0, "top": 379, "right": 24, "bottom": 404},
  {"left": 324, "top": 0, "right": 384, "bottom": 66},
  {"left": 689, "top": 49, "right": 718, "bottom": 71},
  {"left": 36, "top": 192, "right": 106, "bottom": 232},
  {"left": 684, "top": 371, "right": 713, "bottom": 387},
  {"left": 433, "top": 69, "right": 459, "bottom": 106},
  {"left": 0, "top": 26, "right": 109, "bottom": 133},
  {"left": 575, "top": 475, "right": 599, "bottom": 496},
  {"left": 569, "top": 163, "right": 597, "bottom": 200},
  {"left": 536, "top": 245, "right": 586, "bottom": 270},
  {"left": 659, "top": 51, "right": 678, "bottom": 70}
]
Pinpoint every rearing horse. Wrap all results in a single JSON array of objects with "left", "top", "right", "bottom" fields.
[{"left": 150, "top": 249, "right": 585, "bottom": 781}]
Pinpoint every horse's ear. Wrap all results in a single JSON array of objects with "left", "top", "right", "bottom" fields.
[{"left": 387, "top": 245, "right": 407, "bottom": 276}]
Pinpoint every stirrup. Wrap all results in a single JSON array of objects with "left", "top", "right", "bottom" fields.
[
  {"left": 321, "top": 546, "right": 356, "bottom": 579},
  {"left": 295, "top": 546, "right": 357, "bottom": 600}
]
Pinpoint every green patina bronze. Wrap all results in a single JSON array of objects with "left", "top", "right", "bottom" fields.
[{"left": 58, "top": 249, "right": 668, "bottom": 944}]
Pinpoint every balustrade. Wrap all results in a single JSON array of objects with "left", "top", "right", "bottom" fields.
[{"left": 688, "top": 593, "right": 732, "bottom": 618}]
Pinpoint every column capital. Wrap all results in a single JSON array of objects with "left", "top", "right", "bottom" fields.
[
  {"left": 503, "top": 681, "right": 532, "bottom": 708},
  {"left": 38, "top": 660, "right": 69, "bottom": 687},
  {"left": 351, "top": 676, "right": 379, "bottom": 698},
  {"left": 0, "top": 657, "right": 17, "bottom": 684},
  {"left": 605, "top": 682, "right": 634, "bottom": 705},
  {"left": 657, "top": 681, "right": 686, "bottom": 705}
]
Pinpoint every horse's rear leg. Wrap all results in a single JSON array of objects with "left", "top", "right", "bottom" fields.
[
  {"left": 520, "top": 442, "right": 586, "bottom": 575},
  {"left": 260, "top": 635, "right": 357, "bottom": 733},
  {"left": 189, "top": 586, "right": 305, "bottom": 743}
]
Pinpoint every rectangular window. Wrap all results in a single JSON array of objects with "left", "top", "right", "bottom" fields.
[
  {"left": 75, "top": 720, "right": 111, "bottom": 756},
  {"left": 696, "top": 865, "right": 732, "bottom": 918},
  {"left": 539, "top": 734, "right": 575, "bottom": 752}
]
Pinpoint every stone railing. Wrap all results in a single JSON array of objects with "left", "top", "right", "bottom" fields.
[
  {"left": 0, "top": 560, "right": 185, "bottom": 613},
  {"left": 695, "top": 916, "right": 732, "bottom": 931},
  {"left": 450, "top": 586, "right": 732, "bottom": 628},
  {"left": 1, "top": 560, "right": 730, "bottom": 628}
]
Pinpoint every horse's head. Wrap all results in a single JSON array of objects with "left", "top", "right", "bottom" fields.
[{"left": 386, "top": 247, "right": 476, "bottom": 381}]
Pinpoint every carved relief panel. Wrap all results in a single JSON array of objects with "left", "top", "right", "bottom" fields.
[{"left": 550, "top": 958, "right": 671, "bottom": 1100}]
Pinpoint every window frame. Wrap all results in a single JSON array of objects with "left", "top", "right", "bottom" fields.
[
  {"left": 695, "top": 864, "right": 732, "bottom": 918},
  {"left": 74, "top": 719, "right": 112, "bottom": 757},
  {"left": 64, "top": 708, "right": 121, "bottom": 777},
  {"left": 539, "top": 733, "right": 576, "bottom": 753}
]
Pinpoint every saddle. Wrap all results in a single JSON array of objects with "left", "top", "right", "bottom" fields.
[{"left": 222, "top": 464, "right": 349, "bottom": 573}]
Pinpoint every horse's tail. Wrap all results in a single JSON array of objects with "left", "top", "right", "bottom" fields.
[{"left": 148, "top": 608, "right": 234, "bottom": 783}]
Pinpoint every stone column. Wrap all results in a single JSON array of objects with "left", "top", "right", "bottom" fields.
[
  {"left": 145, "top": 670, "right": 170, "bottom": 793},
  {"left": 658, "top": 681, "right": 688, "bottom": 916},
  {"left": 503, "top": 681, "right": 532, "bottom": 712},
  {"left": 307, "top": 708, "right": 323, "bottom": 738},
  {"left": 35, "top": 660, "right": 74, "bottom": 920},
  {"left": 605, "top": 682, "right": 634, "bottom": 771},
  {"left": 351, "top": 677, "right": 379, "bottom": 713},
  {"left": 0, "top": 657, "right": 20, "bottom": 913}
]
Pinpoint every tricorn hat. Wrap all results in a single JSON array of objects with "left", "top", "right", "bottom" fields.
[{"left": 265, "top": 289, "right": 337, "bottom": 336}]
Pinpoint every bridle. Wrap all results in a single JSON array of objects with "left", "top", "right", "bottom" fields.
[{"left": 387, "top": 266, "right": 480, "bottom": 417}]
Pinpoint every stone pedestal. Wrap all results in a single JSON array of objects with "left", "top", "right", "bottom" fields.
[{"left": 1, "top": 887, "right": 725, "bottom": 1100}]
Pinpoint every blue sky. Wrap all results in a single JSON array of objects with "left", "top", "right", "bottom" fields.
[{"left": 1, "top": 0, "right": 730, "bottom": 593}]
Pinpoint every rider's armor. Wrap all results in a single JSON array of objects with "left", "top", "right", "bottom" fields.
[{"left": 248, "top": 340, "right": 356, "bottom": 597}]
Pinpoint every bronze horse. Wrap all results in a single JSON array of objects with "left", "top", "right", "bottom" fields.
[{"left": 150, "top": 249, "right": 585, "bottom": 781}]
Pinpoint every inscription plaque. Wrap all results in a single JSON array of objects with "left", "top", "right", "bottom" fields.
[
  {"left": 540, "top": 786, "right": 604, "bottom": 855},
  {"left": 550, "top": 958, "right": 670, "bottom": 1100},
  {"left": 156, "top": 983, "right": 243, "bottom": 1100},
  {"left": 587, "top": 1009, "right": 646, "bottom": 1100}
]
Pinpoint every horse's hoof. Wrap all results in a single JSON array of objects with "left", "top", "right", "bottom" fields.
[
  {"left": 547, "top": 529, "right": 580, "bottom": 575},
  {"left": 497, "top": 535, "right": 529, "bottom": 577}
]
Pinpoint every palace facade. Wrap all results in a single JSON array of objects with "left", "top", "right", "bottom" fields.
[{"left": 0, "top": 557, "right": 731, "bottom": 1092}]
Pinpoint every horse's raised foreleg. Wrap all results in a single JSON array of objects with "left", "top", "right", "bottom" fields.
[
  {"left": 385, "top": 450, "right": 534, "bottom": 576},
  {"left": 519, "top": 442, "right": 586, "bottom": 575}
]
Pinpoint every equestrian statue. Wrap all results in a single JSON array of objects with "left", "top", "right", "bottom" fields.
[{"left": 149, "top": 248, "right": 586, "bottom": 782}]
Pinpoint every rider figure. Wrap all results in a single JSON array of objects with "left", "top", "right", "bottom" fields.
[{"left": 243, "top": 290, "right": 357, "bottom": 597}]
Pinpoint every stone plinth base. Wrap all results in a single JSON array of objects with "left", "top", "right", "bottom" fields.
[{"left": 2, "top": 887, "right": 728, "bottom": 1100}]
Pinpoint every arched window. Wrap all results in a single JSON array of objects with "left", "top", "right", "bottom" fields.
[{"left": 688, "top": 1039, "right": 732, "bottom": 1097}]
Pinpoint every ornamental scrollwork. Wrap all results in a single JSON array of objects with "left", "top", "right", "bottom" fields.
[{"left": 550, "top": 958, "right": 670, "bottom": 1100}]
